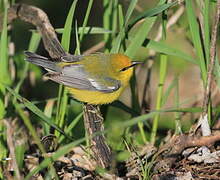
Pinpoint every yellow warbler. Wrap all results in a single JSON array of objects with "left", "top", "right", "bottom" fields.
[{"left": 24, "top": 51, "right": 141, "bottom": 105}]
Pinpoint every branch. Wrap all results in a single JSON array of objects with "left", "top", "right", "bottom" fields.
[{"left": 83, "top": 105, "right": 112, "bottom": 168}]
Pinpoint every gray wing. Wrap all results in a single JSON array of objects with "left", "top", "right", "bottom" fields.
[
  {"left": 24, "top": 51, "right": 62, "bottom": 72},
  {"left": 45, "top": 64, "right": 121, "bottom": 93},
  {"left": 25, "top": 51, "right": 83, "bottom": 71}
]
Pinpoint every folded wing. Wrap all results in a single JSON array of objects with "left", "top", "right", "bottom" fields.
[
  {"left": 46, "top": 64, "right": 121, "bottom": 93},
  {"left": 25, "top": 51, "right": 121, "bottom": 93}
]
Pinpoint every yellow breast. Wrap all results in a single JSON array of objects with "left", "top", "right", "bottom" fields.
[
  {"left": 65, "top": 53, "right": 134, "bottom": 104},
  {"left": 67, "top": 87, "right": 124, "bottom": 105}
]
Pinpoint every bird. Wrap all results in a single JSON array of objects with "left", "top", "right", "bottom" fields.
[{"left": 24, "top": 51, "right": 141, "bottom": 105}]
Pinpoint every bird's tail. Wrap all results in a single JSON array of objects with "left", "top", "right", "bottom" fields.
[{"left": 24, "top": 51, "right": 61, "bottom": 72}]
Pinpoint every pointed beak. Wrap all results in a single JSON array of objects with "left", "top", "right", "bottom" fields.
[
  {"left": 131, "top": 61, "right": 143, "bottom": 66},
  {"left": 130, "top": 61, "right": 143, "bottom": 68},
  {"left": 120, "top": 61, "right": 143, "bottom": 72}
]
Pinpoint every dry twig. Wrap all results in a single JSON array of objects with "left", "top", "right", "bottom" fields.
[
  {"left": 154, "top": 132, "right": 220, "bottom": 172},
  {"left": 202, "top": 0, "right": 220, "bottom": 115},
  {"left": 195, "top": 0, "right": 220, "bottom": 136}
]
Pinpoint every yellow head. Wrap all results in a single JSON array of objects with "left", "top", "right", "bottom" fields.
[{"left": 110, "top": 54, "right": 141, "bottom": 87}]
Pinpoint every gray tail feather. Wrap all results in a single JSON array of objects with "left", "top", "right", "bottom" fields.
[{"left": 24, "top": 51, "right": 61, "bottom": 72}]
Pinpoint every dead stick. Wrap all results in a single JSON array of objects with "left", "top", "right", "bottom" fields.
[
  {"left": 1, "top": 3, "right": 111, "bottom": 168},
  {"left": 202, "top": 0, "right": 220, "bottom": 114},
  {"left": 194, "top": 0, "right": 220, "bottom": 135},
  {"left": 154, "top": 132, "right": 220, "bottom": 171}
]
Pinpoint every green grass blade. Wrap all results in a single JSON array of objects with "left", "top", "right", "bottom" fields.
[
  {"left": 125, "top": 0, "right": 168, "bottom": 58},
  {"left": 110, "top": 4, "right": 125, "bottom": 53},
  {"left": 59, "top": 112, "right": 83, "bottom": 143},
  {"left": 125, "top": 17, "right": 157, "bottom": 58},
  {"left": 103, "top": 0, "right": 113, "bottom": 43},
  {"left": 128, "top": 1, "right": 177, "bottom": 30},
  {"left": 150, "top": 6, "right": 168, "bottom": 144},
  {"left": 56, "top": 27, "right": 112, "bottom": 34},
  {"left": 0, "top": 1, "right": 10, "bottom": 92},
  {"left": 185, "top": 0, "right": 207, "bottom": 82},
  {"left": 5, "top": 85, "right": 72, "bottom": 139},
  {"left": 56, "top": 0, "right": 77, "bottom": 138},
  {"left": 43, "top": 100, "right": 55, "bottom": 135},
  {"left": 214, "top": 56, "right": 220, "bottom": 87},
  {"left": 124, "top": 0, "right": 138, "bottom": 25},
  {"left": 150, "top": 53, "right": 167, "bottom": 144},
  {"left": 110, "top": 0, "right": 137, "bottom": 53},
  {"left": 112, "top": 0, "right": 118, "bottom": 39},
  {"left": 61, "top": 0, "right": 78, "bottom": 51},
  {"left": 75, "top": 21, "right": 80, "bottom": 54},
  {"left": 0, "top": 2, "right": 8, "bottom": 170},
  {"left": 79, "top": 0, "right": 94, "bottom": 41},
  {"left": 55, "top": 85, "right": 64, "bottom": 134},
  {"left": 161, "top": 107, "right": 203, "bottom": 113},
  {"left": 143, "top": 39, "right": 198, "bottom": 64},
  {"left": 57, "top": 88, "right": 68, "bottom": 134},
  {"left": 28, "top": 32, "right": 42, "bottom": 52},
  {"left": 14, "top": 32, "right": 41, "bottom": 94},
  {"left": 204, "top": 0, "right": 210, "bottom": 63},
  {"left": 120, "top": 106, "right": 202, "bottom": 130},
  {"left": 121, "top": 111, "right": 157, "bottom": 128},
  {"left": 15, "top": 144, "right": 25, "bottom": 169},
  {"left": 161, "top": 78, "right": 178, "bottom": 106},
  {"left": 0, "top": 100, "right": 5, "bottom": 119},
  {"left": 0, "top": 1, "right": 10, "bottom": 179},
  {"left": 118, "top": 4, "right": 124, "bottom": 31}
]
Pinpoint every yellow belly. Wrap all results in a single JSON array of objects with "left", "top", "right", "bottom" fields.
[{"left": 67, "top": 87, "right": 124, "bottom": 105}]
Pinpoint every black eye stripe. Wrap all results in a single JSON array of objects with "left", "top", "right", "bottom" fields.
[
  {"left": 120, "top": 64, "right": 136, "bottom": 72},
  {"left": 120, "top": 67, "right": 130, "bottom": 71}
]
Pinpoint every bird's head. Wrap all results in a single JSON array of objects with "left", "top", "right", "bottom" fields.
[{"left": 110, "top": 54, "right": 142, "bottom": 84}]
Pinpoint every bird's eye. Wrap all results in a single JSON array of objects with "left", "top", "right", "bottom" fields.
[{"left": 120, "top": 67, "right": 129, "bottom": 72}]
